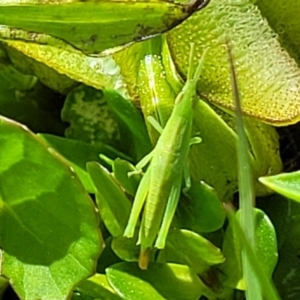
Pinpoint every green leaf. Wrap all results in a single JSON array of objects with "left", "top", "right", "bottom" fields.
[
  {"left": 256, "top": 0, "right": 300, "bottom": 61},
  {"left": 221, "top": 208, "right": 278, "bottom": 290},
  {"left": 104, "top": 90, "right": 152, "bottom": 161},
  {"left": 270, "top": 200, "right": 300, "bottom": 299},
  {"left": 106, "top": 262, "right": 205, "bottom": 300},
  {"left": 0, "top": 116, "right": 102, "bottom": 299},
  {"left": 72, "top": 273, "right": 122, "bottom": 300},
  {"left": 259, "top": 171, "right": 300, "bottom": 202},
  {"left": 167, "top": 0, "right": 300, "bottom": 125},
  {"left": 111, "top": 234, "right": 140, "bottom": 263},
  {"left": 177, "top": 179, "right": 226, "bottom": 233},
  {"left": 38, "top": 134, "right": 105, "bottom": 193},
  {"left": 112, "top": 158, "right": 142, "bottom": 197},
  {"left": 0, "top": 0, "right": 207, "bottom": 54},
  {"left": 4, "top": 43, "right": 78, "bottom": 94},
  {"left": 87, "top": 162, "right": 131, "bottom": 237},
  {"left": 159, "top": 228, "right": 225, "bottom": 274},
  {"left": 3, "top": 40, "right": 127, "bottom": 94}
]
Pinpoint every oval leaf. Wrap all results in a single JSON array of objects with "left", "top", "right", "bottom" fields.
[
  {"left": 259, "top": 171, "right": 300, "bottom": 202},
  {"left": 106, "top": 262, "right": 205, "bottom": 300},
  {"left": 177, "top": 180, "right": 226, "bottom": 233},
  {"left": 221, "top": 208, "right": 278, "bottom": 290},
  {"left": 0, "top": 116, "right": 102, "bottom": 299},
  {"left": 87, "top": 162, "right": 131, "bottom": 237},
  {"left": 72, "top": 273, "right": 122, "bottom": 300},
  {"left": 113, "top": 158, "right": 142, "bottom": 197},
  {"left": 167, "top": 0, "right": 300, "bottom": 125},
  {"left": 160, "top": 229, "right": 225, "bottom": 274}
]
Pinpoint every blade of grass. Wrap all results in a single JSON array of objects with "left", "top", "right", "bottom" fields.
[{"left": 227, "top": 41, "right": 261, "bottom": 299}]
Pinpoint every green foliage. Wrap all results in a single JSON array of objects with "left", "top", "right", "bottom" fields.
[
  {"left": 0, "top": 0, "right": 300, "bottom": 299},
  {"left": 0, "top": 116, "right": 102, "bottom": 299}
]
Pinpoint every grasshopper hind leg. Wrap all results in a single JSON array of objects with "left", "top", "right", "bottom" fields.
[
  {"left": 124, "top": 168, "right": 151, "bottom": 238},
  {"left": 155, "top": 175, "right": 182, "bottom": 249}
]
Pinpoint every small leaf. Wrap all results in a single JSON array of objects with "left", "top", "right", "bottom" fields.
[
  {"left": 87, "top": 162, "right": 131, "bottom": 237},
  {"left": 0, "top": 116, "right": 102, "bottom": 299},
  {"left": 160, "top": 229, "right": 225, "bottom": 274},
  {"left": 177, "top": 180, "right": 226, "bottom": 233},
  {"left": 259, "top": 171, "right": 300, "bottom": 202},
  {"left": 113, "top": 158, "right": 142, "bottom": 197},
  {"left": 106, "top": 262, "right": 205, "bottom": 300},
  {"left": 221, "top": 208, "right": 278, "bottom": 290},
  {"left": 72, "top": 273, "right": 122, "bottom": 300}
]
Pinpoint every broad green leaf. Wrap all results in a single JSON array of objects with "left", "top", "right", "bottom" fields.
[
  {"left": 257, "top": 194, "right": 290, "bottom": 249},
  {"left": 72, "top": 273, "right": 122, "bottom": 300},
  {"left": 0, "top": 116, "right": 102, "bottom": 299},
  {"left": 4, "top": 43, "right": 78, "bottom": 94},
  {"left": 87, "top": 162, "right": 131, "bottom": 237},
  {"left": 0, "top": 0, "right": 208, "bottom": 55},
  {"left": 167, "top": 0, "right": 300, "bottom": 125},
  {"left": 221, "top": 208, "right": 278, "bottom": 290},
  {"left": 38, "top": 134, "right": 105, "bottom": 193},
  {"left": 2, "top": 40, "right": 127, "bottom": 95},
  {"left": 177, "top": 179, "right": 226, "bottom": 233},
  {"left": 190, "top": 103, "right": 282, "bottom": 199},
  {"left": 39, "top": 135, "right": 133, "bottom": 194},
  {"left": 159, "top": 229, "right": 225, "bottom": 274},
  {"left": 62, "top": 85, "right": 120, "bottom": 149},
  {"left": 256, "top": 0, "right": 300, "bottom": 60},
  {"left": 259, "top": 171, "right": 300, "bottom": 202},
  {"left": 106, "top": 262, "right": 206, "bottom": 300}
]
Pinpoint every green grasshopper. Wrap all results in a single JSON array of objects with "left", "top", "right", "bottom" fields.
[{"left": 124, "top": 44, "right": 207, "bottom": 269}]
